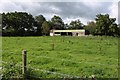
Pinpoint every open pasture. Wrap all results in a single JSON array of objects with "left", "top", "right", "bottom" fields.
[{"left": 2, "top": 36, "right": 118, "bottom": 78}]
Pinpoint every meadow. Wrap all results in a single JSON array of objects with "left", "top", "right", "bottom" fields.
[{"left": 2, "top": 36, "right": 118, "bottom": 78}]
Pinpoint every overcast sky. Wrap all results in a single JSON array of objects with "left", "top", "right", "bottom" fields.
[{"left": 0, "top": 0, "right": 119, "bottom": 25}]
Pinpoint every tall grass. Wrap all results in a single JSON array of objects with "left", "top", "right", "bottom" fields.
[{"left": 2, "top": 36, "right": 118, "bottom": 78}]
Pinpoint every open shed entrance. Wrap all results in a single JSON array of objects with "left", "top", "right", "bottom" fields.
[{"left": 61, "top": 32, "right": 72, "bottom": 36}]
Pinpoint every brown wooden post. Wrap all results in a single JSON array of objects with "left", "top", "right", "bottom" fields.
[{"left": 22, "top": 50, "right": 27, "bottom": 80}]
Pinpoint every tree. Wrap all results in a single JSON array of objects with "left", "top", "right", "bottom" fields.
[
  {"left": 47, "top": 20, "right": 54, "bottom": 30},
  {"left": 68, "top": 19, "right": 83, "bottom": 29},
  {"left": 95, "top": 14, "right": 118, "bottom": 36},
  {"left": 2, "top": 12, "right": 37, "bottom": 36},
  {"left": 64, "top": 23, "right": 69, "bottom": 30},
  {"left": 0, "top": 13, "right": 1, "bottom": 25},
  {"left": 117, "top": 24, "right": 120, "bottom": 36},
  {"left": 85, "top": 21, "right": 96, "bottom": 35},
  {"left": 51, "top": 15, "right": 64, "bottom": 30},
  {"left": 35, "top": 15, "right": 46, "bottom": 35},
  {"left": 41, "top": 21, "right": 50, "bottom": 35}
]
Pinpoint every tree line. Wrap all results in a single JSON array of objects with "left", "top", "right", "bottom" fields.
[{"left": 0, "top": 11, "right": 120, "bottom": 36}]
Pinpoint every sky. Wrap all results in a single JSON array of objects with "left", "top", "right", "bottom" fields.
[{"left": 0, "top": 0, "right": 119, "bottom": 25}]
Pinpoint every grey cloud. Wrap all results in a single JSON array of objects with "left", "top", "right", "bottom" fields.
[
  {"left": 1, "top": 2, "right": 113, "bottom": 23},
  {"left": 51, "top": 2, "right": 112, "bottom": 19},
  {"left": 118, "top": 2, "right": 120, "bottom": 23}
]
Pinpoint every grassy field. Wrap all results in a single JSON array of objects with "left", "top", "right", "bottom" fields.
[{"left": 2, "top": 36, "right": 118, "bottom": 78}]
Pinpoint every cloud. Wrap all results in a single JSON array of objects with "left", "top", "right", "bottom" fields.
[
  {"left": 63, "top": 17, "right": 90, "bottom": 25},
  {"left": 119, "top": 2, "right": 120, "bottom": 23},
  {"left": 0, "top": 0, "right": 118, "bottom": 24},
  {"left": 109, "top": 2, "right": 118, "bottom": 23},
  {"left": 0, "top": 2, "right": 24, "bottom": 12}
]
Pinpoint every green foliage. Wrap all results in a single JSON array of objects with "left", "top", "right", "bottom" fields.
[
  {"left": 85, "top": 14, "right": 119, "bottom": 36},
  {"left": 85, "top": 21, "right": 96, "bottom": 35},
  {"left": 1, "top": 12, "right": 119, "bottom": 37},
  {"left": 2, "top": 12, "right": 37, "bottom": 36},
  {"left": 68, "top": 19, "right": 83, "bottom": 29},
  {"left": 35, "top": 15, "right": 46, "bottom": 36},
  {"left": 95, "top": 14, "right": 118, "bottom": 36},
  {"left": 51, "top": 15, "right": 64, "bottom": 30},
  {"left": 41, "top": 21, "right": 50, "bottom": 35},
  {"left": 35, "top": 15, "right": 46, "bottom": 25}
]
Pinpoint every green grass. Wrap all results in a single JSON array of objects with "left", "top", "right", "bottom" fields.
[{"left": 2, "top": 36, "right": 118, "bottom": 78}]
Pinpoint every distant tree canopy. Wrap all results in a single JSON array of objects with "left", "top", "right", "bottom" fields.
[
  {"left": 95, "top": 14, "right": 118, "bottom": 36},
  {"left": 68, "top": 19, "right": 83, "bottom": 29},
  {"left": 1, "top": 12, "right": 119, "bottom": 37},
  {"left": 51, "top": 15, "right": 64, "bottom": 30},
  {"left": 85, "top": 14, "right": 119, "bottom": 36},
  {"left": 41, "top": 21, "right": 50, "bottom": 35},
  {"left": 35, "top": 15, "right": 46, "bottom": 36},
  {"left": 84, "top": 21, "right": 96, "bottom": 35},
  {"left": 0, "top": 13, "right": 1, "bottom": 25},
  {"left": 2, "top": 12, "right": 37, "bottom": 36}
]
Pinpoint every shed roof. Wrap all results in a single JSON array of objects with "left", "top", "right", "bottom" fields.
[{"left": 51, "top": 30, "right": 85, "bottom": 33}]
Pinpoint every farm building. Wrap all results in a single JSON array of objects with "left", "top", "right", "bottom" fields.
[{"left": 50, "top": 29, "right": 85, "bottom": 36}]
